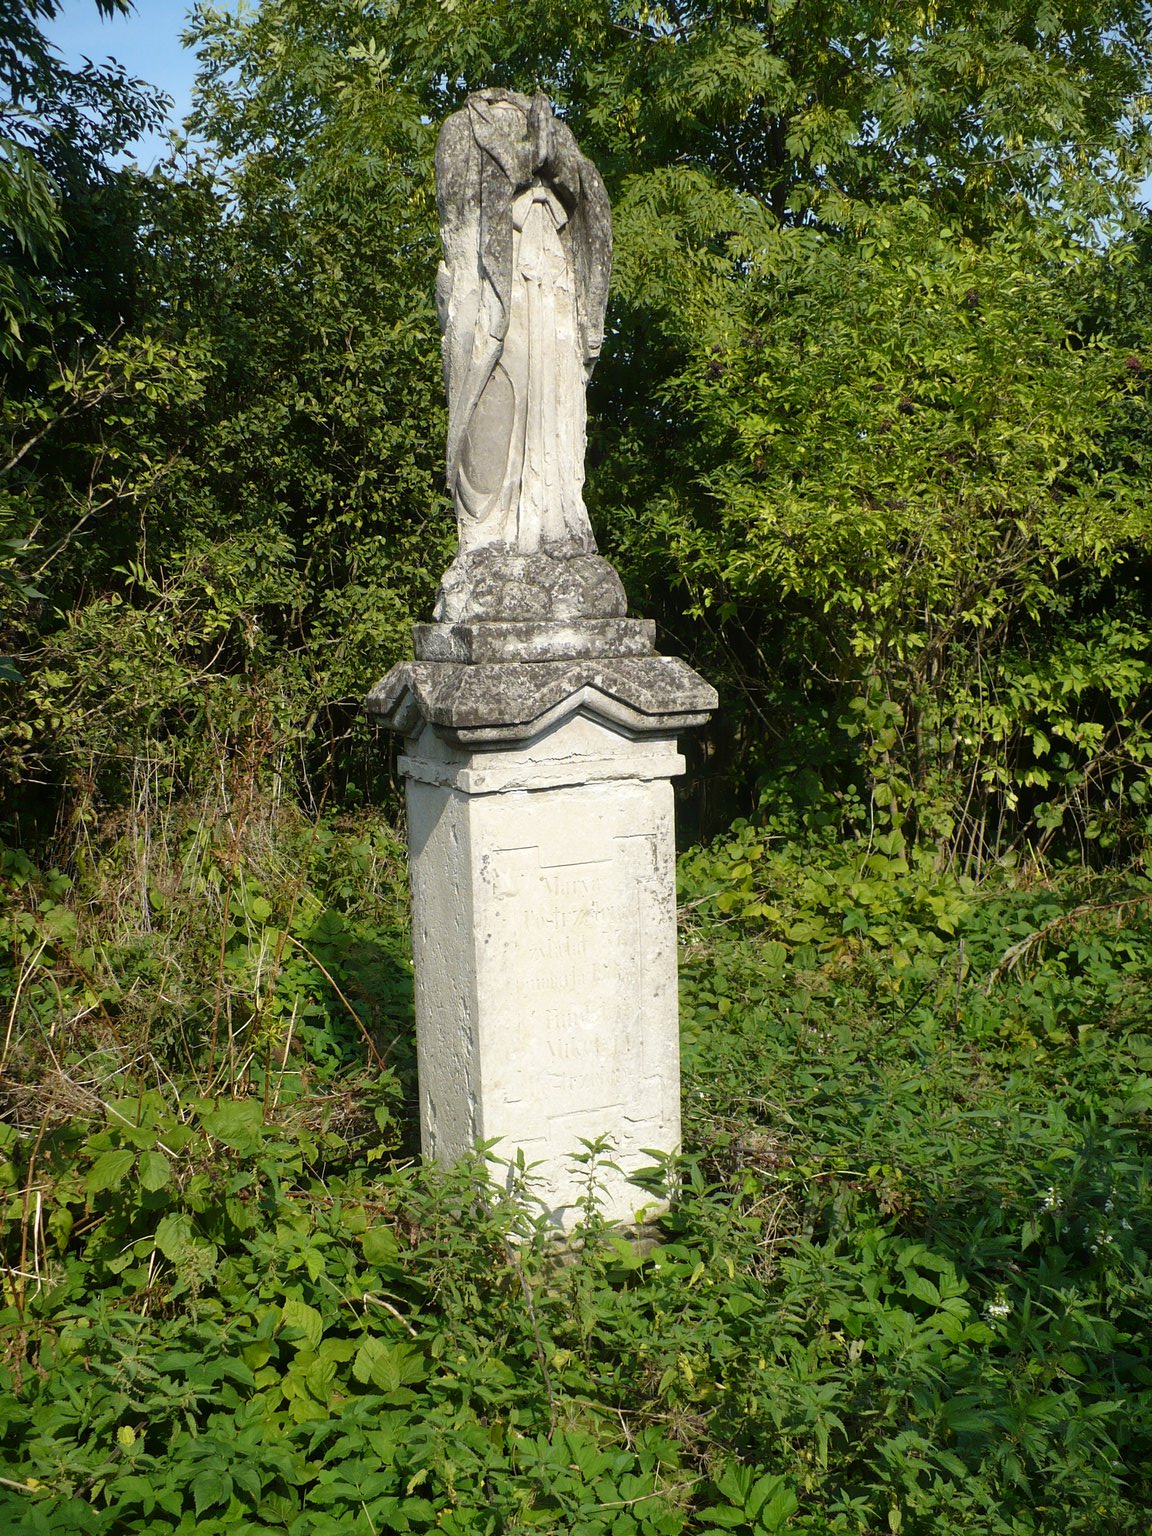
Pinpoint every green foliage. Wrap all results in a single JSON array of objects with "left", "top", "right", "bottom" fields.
[
  {"left": 674, "top": 849, "right": 1152, "bottom": 1533},
  {"left": 0, "top": 0, "right": 166, "bottom": 351},
  {"left": 1, "top": 9, "right": 1151, "bottom": 1535},
  {"left": 244, "top": 0, "right": 1151, "bottom": 853},
  {"left": 2, "top": 3, "right": 448, "bottom": 826},
  {"left": 0, "top": 790, "right": 414, "bottom": 1106},
  {"left": 643, "top": 200, "right": 1152, "bottom": 862},
  {"left": 2, "top": 816, "right": 1151, "bottom": 1533},
  {"left": 2, "top": 11, "right": 1152, "bottom": 1524},
  {"left": 4, "top": 0, "right": 1152, "bottom": 852},
  {"left": 0, "top": 5, "right": 188, "bottom": 802}
]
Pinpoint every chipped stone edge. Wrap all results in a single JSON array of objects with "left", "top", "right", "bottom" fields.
[
  {"left": 365, "top": 657, "right": 718, "bottom": 746},
  {"left": 398, "top": 748, "right": 688, "bottom": 796}
]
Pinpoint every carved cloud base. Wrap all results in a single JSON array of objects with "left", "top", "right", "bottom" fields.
[{"left": 434, "top": 549, "right": 627, "bottom": 624}]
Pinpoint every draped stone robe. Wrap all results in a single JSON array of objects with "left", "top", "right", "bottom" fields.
[{"left": 435, "top": 90, "right": 612, "bottom": 556}]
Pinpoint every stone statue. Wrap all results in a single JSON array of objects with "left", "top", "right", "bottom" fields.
[
  {"left": 368, "top": 100, "right": 716, "bottom": 1236},
  {"left": 435, "top": 89, "right": 612, "bottom": 559}
]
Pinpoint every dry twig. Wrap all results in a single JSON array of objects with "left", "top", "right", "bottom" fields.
[{"left": 985, "top": 893, "right": 1152, "bottom": 993}]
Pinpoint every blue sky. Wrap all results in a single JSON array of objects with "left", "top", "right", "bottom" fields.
[
  {"left": 45, "top": 2, "right": 202, "bottom": 167},
  {"left": 43, "top": 4, "right": 1152, "bottom": 206}
]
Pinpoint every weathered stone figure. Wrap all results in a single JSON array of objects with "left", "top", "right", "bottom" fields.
[
  {"left": 435, "top": 89, "right": 611, "bottom": 557},
  {"left": 367, "top": 91, "right": 715, "bottom": 1232}
]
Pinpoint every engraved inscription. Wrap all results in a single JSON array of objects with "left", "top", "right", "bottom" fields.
[{"left": 481, "top": 837, "right": 653, "bottom": 1145}]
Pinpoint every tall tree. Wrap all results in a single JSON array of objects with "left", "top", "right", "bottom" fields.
[
  {"left": 10, "top": 1, "right": 1152, "bottom": 864},
  {"left": 0, "top": 1, "right": 177, "bottom": 800},
  {"left": 7, "top": 7, "right": 448, "bottom": 829},
  {"left": 177, "top": 0, "right": 1152, "bottom": 859},
  {"left": 0, "top": 0, "right": 166, "bottom": 344}
]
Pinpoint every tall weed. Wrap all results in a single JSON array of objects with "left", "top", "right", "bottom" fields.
[{"left": 0, "top": 811, "right": 1149, "bottom": 1533}]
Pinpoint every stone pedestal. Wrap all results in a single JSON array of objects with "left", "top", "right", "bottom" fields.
[{"left": 368, "top": 607, "right": 715, "bottom": 1232}]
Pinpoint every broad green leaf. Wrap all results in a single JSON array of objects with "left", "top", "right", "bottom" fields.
[
  {"left": 192, "top": 1469, "right": 232, "bottom": 1516},
  {"left": 138, "top": 1149, "right": 171, "bottom": 1191},
  {"left": 154, "top": 1213, "right": 194, "bottom": 1261},
  {"left": 200, "top": 1098, "right": 265, "bottom": 1155},
  {"left": 362, "top": 1226, "right": 400, "bottom": 1265},
  {"left": 86, "top": 1149, "right": 135, "bottom": 1197},
  {"left": 353, "top": 1337, "right": 427, "bottom": 1392},
  {"left": 280, "top": 1296, "right": 324, "bottom": 1351}
]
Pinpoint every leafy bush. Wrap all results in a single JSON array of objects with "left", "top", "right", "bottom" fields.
[{"left": 2, "top": 814, "right": 1150, "bottom": 1534}]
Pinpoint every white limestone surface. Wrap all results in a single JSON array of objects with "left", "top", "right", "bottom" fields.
[{"left": 401, "top": 712, "right": 684, "bottom": 1230}]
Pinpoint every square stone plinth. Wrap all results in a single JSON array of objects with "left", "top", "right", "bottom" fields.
[{"left": 400, "top": 713, "right": 684, "bottom": 1231}]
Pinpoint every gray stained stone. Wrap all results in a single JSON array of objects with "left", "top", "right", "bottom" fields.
[
  {"left": 401, "top": 715, "right": 686, "bottom": 1230},
  {"left": 366, "top": 656, "right": 717, "bottom": 745},
  {"left": 436, "top": 89, "right": 611, "bottom": 561},
  {"left": 367, "top": 88, "right": 714, "bottom": 737},
  {"left": 434, "top": 549, "right": 627, "bottom": 624},
  {"left": 414, "top": 618, "right": 656, "bottom": 664}
]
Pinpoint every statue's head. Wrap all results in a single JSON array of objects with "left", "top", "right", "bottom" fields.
[{"left": 471, "top": 87, "right": 533, "bottom": 119}]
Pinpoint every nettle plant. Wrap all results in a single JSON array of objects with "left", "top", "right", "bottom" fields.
[{"left": 3, "top": 869, "right": 1151, "bottom": 1535}]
